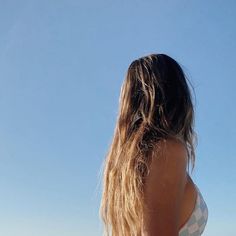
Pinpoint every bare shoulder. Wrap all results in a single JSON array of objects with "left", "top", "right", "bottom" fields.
[
  {"left": 147, "top": 138, "right": 188, "bottom": 182},
  {"left": 142, "top": 138, "right": 188, "bottom": 235},
  {"left": 153, "top": 138, "right": 188, "bottom": 159}
]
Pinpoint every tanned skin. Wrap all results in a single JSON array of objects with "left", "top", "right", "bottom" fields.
[{"left": 142, "top": 139, "right": 188, "bottom": 236}]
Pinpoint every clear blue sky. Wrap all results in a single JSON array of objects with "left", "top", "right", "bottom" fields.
[{"left": 0, "top": 0, "right": 235, "bottom": 235}]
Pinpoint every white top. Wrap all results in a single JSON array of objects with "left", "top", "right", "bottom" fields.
[{"left": 179, "top": 184, "right": 208, "bottom": 236}]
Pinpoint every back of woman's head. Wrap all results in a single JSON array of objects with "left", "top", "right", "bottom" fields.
[
  {"left": 99, "top": 53, "right": 197, "bottom": 236},
  {"left": 119, "top": 53, "right": 195, "bottom": 147}
]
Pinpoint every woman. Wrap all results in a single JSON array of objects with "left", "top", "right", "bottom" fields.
[{"left": 99, "top": 54, "right": 208, "bottom": 236}]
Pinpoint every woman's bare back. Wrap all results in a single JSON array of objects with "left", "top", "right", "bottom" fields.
[{"left": 143, "top": 138, "right": 189, "bottom": 235}]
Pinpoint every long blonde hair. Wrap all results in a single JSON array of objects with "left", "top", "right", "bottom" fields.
[{"left": 99, "top": 53, "right": 197, "bottom": 236}]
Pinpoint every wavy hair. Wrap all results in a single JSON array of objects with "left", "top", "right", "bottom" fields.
[{"left": 99, "top": 53, "right": 197, "bottom": 236}]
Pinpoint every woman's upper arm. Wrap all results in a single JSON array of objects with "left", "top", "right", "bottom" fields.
[{"left": 142, "top": 139, "right": 188, "bottom": 236}]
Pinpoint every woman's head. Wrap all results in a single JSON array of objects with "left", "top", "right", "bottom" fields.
[
  {"left": 99, "top": 53, "right": 197, "bottom": 236},
  {"left": 119, "top": 53, "right": 196, "bottom": 152}
]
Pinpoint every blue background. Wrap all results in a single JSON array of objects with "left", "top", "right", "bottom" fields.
[{"left": 0, "top": 1, "right": 235, "bottom": 235}]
